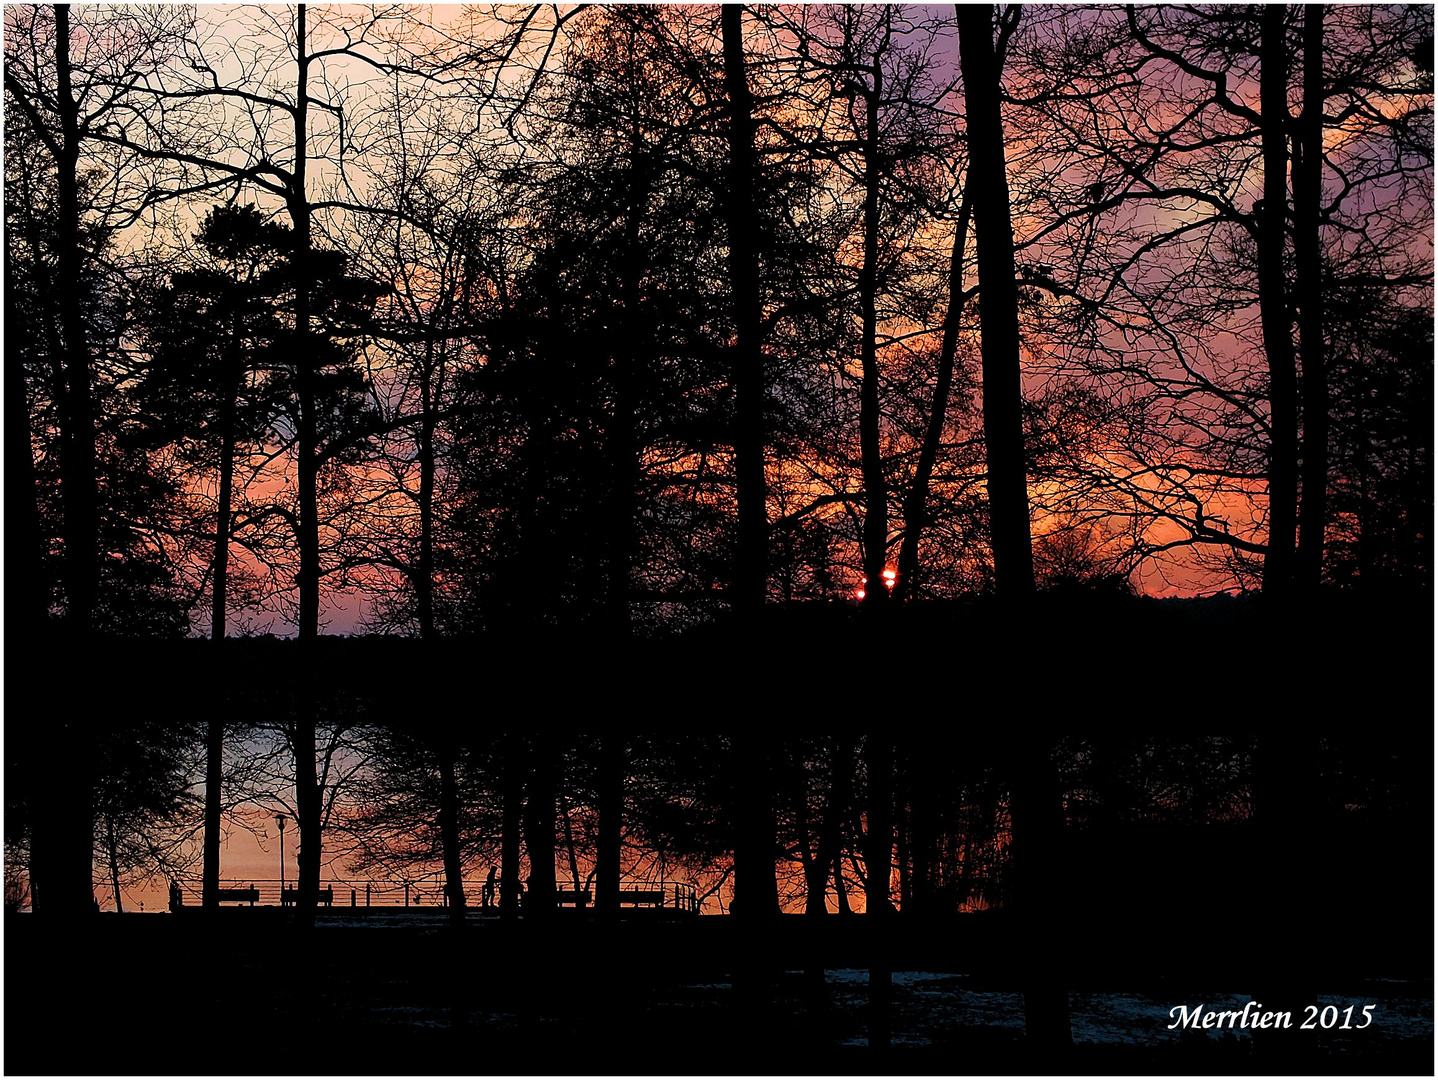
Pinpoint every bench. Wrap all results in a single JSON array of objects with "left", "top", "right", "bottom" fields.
[
  {"left": 215, "top": 888, "right": 259, "bottom": 905},
  {"left": 555, "top": 889, "right": 592, "bottom": 907},
  {"left": 281, "top": 887, "right": 334, "bottom": 907},
  {"left": 619, "top": 889, "right": 666, "bottom": 908}
]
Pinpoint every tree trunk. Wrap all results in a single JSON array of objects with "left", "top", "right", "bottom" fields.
[
  {"left": 5, "top": 253, "right": 46, "bottom": 628},
  {"left": 859, "top": 46, "right": 890, "bottom": 611},
  {"left": 721, "top": 4, "right": 768, "bottom": 616},
  {"left": 790, "top": 751, "right": 828, "bottom": 995},
  {"left": 438, "top": 748, "right": 466, "bottom": 925},
  {"left": 956, "top": 4, "right": 1034, "bottom": 600},
  {"left": 293, "top": 4, "right": 320, "bottom": 644},
  {"left": 1258, "top": 3, "right": 1299, "bottom": 597},
  {"left": 202, "top": 715, "right": 224, "bottom": 910},
  {"left": 1251, "top": 733, "right": 1319, "bottom": 1059},
  {"left": 794, "top": 764, "right": 822, "bottom": 917},
  {"left": 608, "top": 185, "right": 644, "bottom": 635},
  {"left": 1009, "top": 738, "right": 1072, "bottom": 1055},
  {"left": 595, "top": 735, "right": 623, "bottom": 919},
  {"left": 907, "top": 734, "right": 942, "bottom": 917},
  {"left": 732, "top": 732, "right": 779, "bottom": 1023},
  {"left": 834, "top": 849, "right": 851, "bottom": 915},
  {"left": 733, "top": 734, "right": 780, "bottom": 918},
  {"left": 416, "top": 340, "right": 437, "bottom": 637},
  {"left": 559, "top": 789, "right": 583, "bottom": 896},
  {"left": 203, "top": 366, "right": 238, "bottom": 911},
  {"left": 29, "top": 696, "right": 94, "bottom": 917},
  {"left": 52, "top": 3, "right": 99, "bottom": 635},
  {"left": 212, "top": 380, "right": 238, "bottom": 641},
  {"left": 293, "top": 707, "right": 321, "bottom": 927},
  {"left": 107, "top": 818, "right": 123, "bottom": 915},
  {"left": 289, "top": 5, "right": 323, "bottom": 926},
  {"left": 500, "top": 734, "right": 523, "bottom": 920},
  {"left": 1294, "top": 6, "right": 1328, "bottom": 592},
  {"left": 866, "top": 734, "right": 894, "bottom": 1049},
  {"left": 522, "top": 739, "right": 557, "bottom": 919},
  {"left": 896, "top": 190, "right": 973, "bottom": 601},
  {"left": 816, "top": 737, "right": 854, "bottom": 916}
]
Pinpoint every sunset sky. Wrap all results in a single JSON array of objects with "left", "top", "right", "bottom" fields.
[{"left": 5, "top": 4, "right": 1430, "bottom": 931}]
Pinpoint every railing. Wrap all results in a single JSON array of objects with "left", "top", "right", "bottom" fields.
[
  {"left": 178, "top": 878, "right": 450, "bottom": 909},
  {"left": 552, "top": 880, "right": 699, "bottom": 914},
  {"left": 177, "top": 876, "right": 702, "bottom": 913}
]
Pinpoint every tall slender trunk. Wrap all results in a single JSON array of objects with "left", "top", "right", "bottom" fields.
[
  {"left": 859, "top": 45, "right": 889, "bottom": 611},
  {"left": 793, "top": 764, "right": 821, "bottom": 916},
  {"left": 722, "top": 5, "right": 768, "bottom": 616},
  {"left": 107, "top": 818, "right": 123, "bottom": 915},
  {"left": 1251, "top": 733, "right": 1319, "bottom": 1058},
  {"left": 866, "top": 734, "right": 894, "bottom": 1049},
  {"left": 35, "top": 6, "right": 98, "bottom": 919},
  {"left": 203, "top": 360, "right": 238, "bottom": 910},
  {"left": 1294, "top": 6, "right": 1328, "bottom": 592},
  {"left": 522, "top": 739, "right": 557, "bottom": 919},
  {"left": 293, "top": 4, "right": 319, "bottom": 644},
  {"left": 1009, "top": 738, "right": 1072, "bottom": 1054},
  {"left": 202, "top": 713, "right": 224, "bottom": 910},
  {"left": 732, "top": 732, "right": 779, "bottom": 1021},
  {"left": 292, "top": 696, "right": 320, "bottom": 926},
  {"left": 414, "top": 350, "right": 462, "bottom": 925},
  {"left": 438, "top": 748, "right": 465, "bottom": 925},
  {"left": 956, "top": 4, "right": 1034, "bottom": 600},
  {"left": 733, "top": 734, "right": 780, "bottom": 917},
  {"left": 595, "top": 735, "right": 623, "bottom": 919},
  {"left": 5, "top": 256, "right": 46, "bottom": 628},
  {"left": 500, "top": 735, "right": 523, "bottom": 920},
  {"left": 416, "top": 340, "right": 437, "bottom": 637},
  {"left": 53, "top": 3, "right": 99, "bottom": 635},
  {"left": 825, "top": 738, "right": 855, "bottom": 917},
  {"left": 559, "top": 791, "right": 582, "bottom": 895},
  {"left": 834, "top": 849, "right": 851, "bottom": 915},
  {"left": 212, "top": 380, "right": 237, "bottom": 642},
  {"left": 907, "top": 734, "right": 942, "bottom": 917},
  {"left": 865, "top": 740, "right": 894, "bottom": 911},
  {"left": 289, "top": 6, "right": 323, "bottom": 926},
  {"left": 607, "top": 185, "right": 644, "bottom": 634},
  {"left": 790, "top": 753, "right": 828, "bottom": 994},
  {"left": 896, "top": 191, "right": 973, "bottom": 601},
  {"left": 30, "top": 707, "right": 95, "bottom": 916},
  {"left": 1258, "top": 3, "right": 1298, "bottom": 597}
]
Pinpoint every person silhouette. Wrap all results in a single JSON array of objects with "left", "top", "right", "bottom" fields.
[{"left": 482, "top": 867, "right": 497, "bottom": 910}]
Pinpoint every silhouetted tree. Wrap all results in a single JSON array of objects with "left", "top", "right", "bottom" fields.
[
  {"left": 340, "top": 707, "right": 490, "bottom": 927},
  {"left": 5, "top": 5, "right": 197, "bottom": 914},
  {"left": 1003, "top": 5, "right": 1431, "bottom": 592},
  {"left": 134, "top": 205, "right": 293, "bottom": 908},
  {"left": 957, "top": 4, "right": 1035, "bottom": 600},
  {"left": 1325, "top": 300, "right": 1433, "bottom": 589},
  {"left": 721, "top": 4, "right": 768, "bottom": 617},
  {"left": 93, "top": 716, "right": 203, "bottom": 913}
]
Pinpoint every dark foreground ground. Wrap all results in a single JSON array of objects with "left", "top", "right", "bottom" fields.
[{"left": 6, "top": 910, "right": 1432, "bottom": 1075}]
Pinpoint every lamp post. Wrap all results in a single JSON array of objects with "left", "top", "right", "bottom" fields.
[{"left": 277, "top": 814, "right": 287, "bottom": 906}]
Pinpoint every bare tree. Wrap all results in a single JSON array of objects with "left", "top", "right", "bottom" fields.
[
  {"left": 721, "top": 4, "right": 769, "bottom": 618},
  {"left": 4, "top": 3, "right": 196, "bottom": 917},
  {"left": 957, "top": 3, "right": 1035, "bottom": 600},
  {"left": 1000, "top": 5, "right": 1431, "bottom": 594}
]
